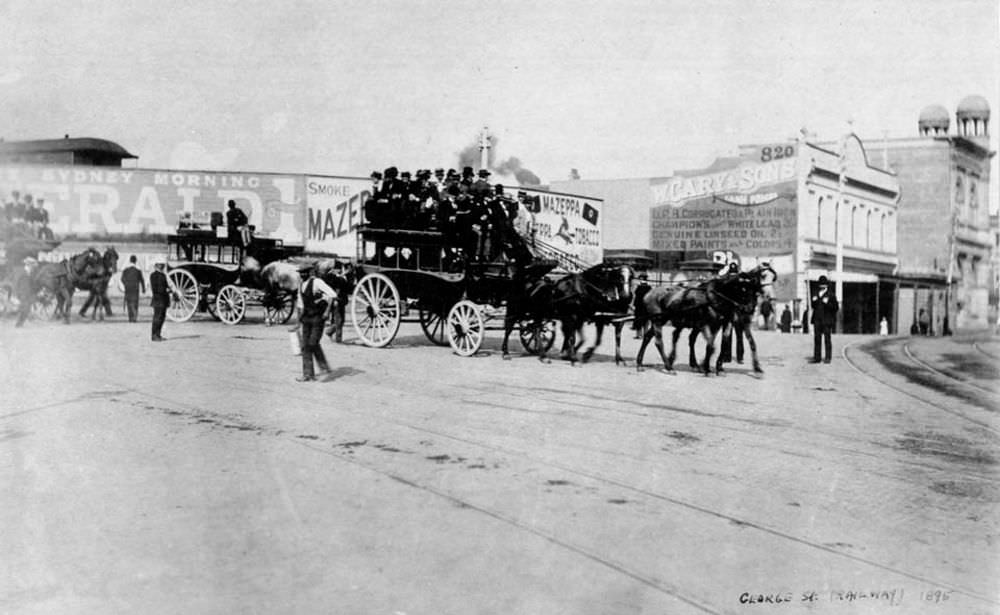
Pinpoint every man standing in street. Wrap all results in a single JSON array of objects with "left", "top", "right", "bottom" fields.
[
  {"left": 150, "top": 260, "right": 170, "bottom": 341},
  {"left": 120, "top": 255, "right": 146, "bottom": 322},
  {"left": 291, "top": 262, "right": 337, "bottom": 382},
  {"left": 810, "top": 275, "right": 839, "bottom": 364},
  {"left": 14, "top": 256, "right": 37, "bottom": 328}
]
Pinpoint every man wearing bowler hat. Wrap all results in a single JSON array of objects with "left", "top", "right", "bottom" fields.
[
  {"left": 810, "top": 275, "right": 839, "bottom": 363},
  {"left": 150, "top": 260, "right": 171, "bottom": 341}
]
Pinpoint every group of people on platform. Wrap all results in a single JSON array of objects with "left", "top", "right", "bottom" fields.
[
  {"left": 2, "top": 190, "right": 55, "bottom": 239},
  {"left": 364, "top": 166, "right": 533, "bottom": 265}
]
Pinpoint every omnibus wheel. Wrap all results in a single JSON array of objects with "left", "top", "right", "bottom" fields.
[{"left": 350, "top": 272, "right": 401, "bottom": 348}]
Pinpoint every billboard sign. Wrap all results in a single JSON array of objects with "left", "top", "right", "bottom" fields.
[
  {"left": 303, "top": 176, "right": 370, "bottom": 256},
  {"left": 512, "top": 186, "right": 603, "bottom": 266},
  {"left": 649, "top": 149, "right": 798, "bottom": 255},
  {"left": 0, "top": 165, "right": 307, "bottom": 244}
]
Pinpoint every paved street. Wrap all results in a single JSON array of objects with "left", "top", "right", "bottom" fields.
[{"left": 1, "top": 311, "right": 998, "bottom": 615}]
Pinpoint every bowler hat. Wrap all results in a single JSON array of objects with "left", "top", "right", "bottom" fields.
[
  {"left": 818, "top": 275, "right": 829, "bottom": 285},
  {"left": 462, "top": 166, "right": 474, "bottom": 176},
  {"left": 478, "top": 169, "right": 491, "bottom": 177}
]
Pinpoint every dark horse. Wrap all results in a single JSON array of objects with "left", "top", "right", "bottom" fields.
[
  {"left": 31, "top": 248, "right": 107, "bottom": 323},
  {"left": 78, "top": 247, "right": 120, "bottom": 320},
  {"left": 501, "top": 262, "right": 633, "bottom": 364},
  {"left": 680, "top": 264, "right": 778, "bottom": 374},
  {"left": 634, "top": 269, "right": 762, "bottom": 375}
]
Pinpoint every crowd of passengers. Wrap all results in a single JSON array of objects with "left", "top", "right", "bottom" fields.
[
  {"left": 2, "top": 190, "right": 55, "bottom": 239},
  {"left": 364, "top": 166, "right": 533, "bottom": 264}
]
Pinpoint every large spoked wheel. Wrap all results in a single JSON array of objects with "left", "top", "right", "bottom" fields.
[
  {"left": 519, "top": 319, "right": 557, "bottom": 355},
  {"left": 264, "top": 292, "right": 295, "bottom": 325},
  {"left": 215, "top": 284, "right": 247, "bottom": 325},
  {"left": 350, "top": 273, "right": 401, "bottom": 348},
  {"left": 419, "top": 306, "right": 449, "bottom": 346},
  {"left": 447, "top": 300, "right": 484, "bottom": 357},
  {"left": 167, "top": 268, "right": 198, "bottom": 322}
]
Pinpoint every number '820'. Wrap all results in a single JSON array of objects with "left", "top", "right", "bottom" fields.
[{"left": 761, "top": 146, "right": 795, "bottom": 162}]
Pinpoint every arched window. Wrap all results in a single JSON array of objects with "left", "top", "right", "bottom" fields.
[
  {"left": 834, "top": 201, "right": 840, "bottom": 243},
  {"left": 816, "top": 196, "right": 824, "bottom": 239}
]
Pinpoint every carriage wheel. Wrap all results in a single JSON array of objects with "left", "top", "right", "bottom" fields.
[
  {"left": 447, "top": 300, "right": 484, "bottom": 357},
  {"left": 419, "top": 307, "right": 449, "bottom": 346},
  {"left": 215, "top": 284, "right": 247, "bottom": 325},
  {"left": 166, "top": 268, "right": 198, "bottom": 322},
  {"left": 519, "top": 319, "right": 557, "bottom": 355},
  {"left": 264, "top": 292, "right": 295, "bottom": 325},
  {"left": 350, "top": 273, "right": 401, "bottom": 348}
]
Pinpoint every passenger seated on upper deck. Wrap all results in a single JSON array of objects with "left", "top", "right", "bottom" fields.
[
  {"left": 364, "top": 170, "right": 386, "bottom": 226},
  {"left": 226, "top": 200, "right": 250, "bottom": 246}
]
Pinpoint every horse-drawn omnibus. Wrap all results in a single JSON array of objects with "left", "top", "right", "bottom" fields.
[
  {"left": 164, "top": 221, "right": 304, "bottom": 325},
  {"left": 349, "top": 224, "right": 562, "bottom": 357}
]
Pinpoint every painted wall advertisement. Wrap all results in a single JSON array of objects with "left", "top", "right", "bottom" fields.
[
  {"left": 512, "top": 186, "right": 603, "bottom": 266},
  {"left": 649, "top": 147, "right": 799, "bottom": 256},
  {"left": 0, "top": 165, "right": 308, "bottom": 244}
]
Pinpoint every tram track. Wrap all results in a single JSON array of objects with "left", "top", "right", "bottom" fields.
[
  {"left": 842, "top": 338, "right": 1000, "bottom": 439},
  {"left": 902, "top": 341, "right": 998, "bottom": 396},
  {"left": 121, "top": 365, "right": 1000, "bottom": 610}
]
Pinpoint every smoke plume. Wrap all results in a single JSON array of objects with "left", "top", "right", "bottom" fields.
[{"left": 454, "top": 133, "right": 541, "bottom": 185}]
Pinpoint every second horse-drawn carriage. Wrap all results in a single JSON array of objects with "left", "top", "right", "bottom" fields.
[
  {"left": 349, "top": 224, "right": 562, "bottom": 357},
  {"left": 164, "top": 222, "right": 305, "bottom": 325}
]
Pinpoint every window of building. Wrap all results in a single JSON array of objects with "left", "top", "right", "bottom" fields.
[
  {"left": 850, "top": 206, "right": 857, "bottom": 245},
  {"left": 816, "top": 196, "right": 823, "bottom": 239},
  {"left": 866, "top": 210, "right": 873, "bottom": 249},
  {"left": 880, "top": 213, "right": 887, "bottom": 251}
]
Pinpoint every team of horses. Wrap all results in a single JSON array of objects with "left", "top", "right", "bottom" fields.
[
  {"left": 20, "top": 246, "right": 119, "bottom": 323},
  {"left": 501, "top": 261, "right": 776, "bottom": 374}
]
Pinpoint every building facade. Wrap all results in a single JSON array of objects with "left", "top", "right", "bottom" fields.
[
  {"left": 553, "top": 134, "right": 902, "bottom": 334},
  {"left": 879, "top": 96, "right": 995, "bottom": 333},
  {"left": 0, "top": 137, "right": 136, "bottom": 167}
]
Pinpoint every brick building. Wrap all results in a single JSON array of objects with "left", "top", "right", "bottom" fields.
[{"left": 879, "top": 95, "right": 995, "bottom": 333}]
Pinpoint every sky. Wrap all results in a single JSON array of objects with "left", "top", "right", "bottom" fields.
[{"left": 1, "top": 0, "right": 997, "bottom": 208}]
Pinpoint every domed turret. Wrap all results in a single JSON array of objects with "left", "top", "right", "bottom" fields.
[
  {"left": 956, "top": 95, "right": 990, "bottom": 138},
  {"left": 918, "top": 104, "right": 950, "bottom": 136}
]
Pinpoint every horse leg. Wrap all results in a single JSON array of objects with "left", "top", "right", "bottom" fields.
[
  {"left": 716, "top": 322, "right": 733, "bottom": 373},
  {"left": 636, "top": 325, "right": 655, "bottom": 372},
  {"left": 62, "top": 289, "right": 73, "bottom": 323},
  {"left": 612, "top": 322, "right": 625, "bottom": 366},
  {"left": 501, "top": 315, "right": 514, "bottom": 360},
  {"left": 583, "top": 321, "right": 603, "bottom": 363},
  {"left": 687, "top": 328, "right": 699, "bottom": 369},
  {"left": 744, "top": 327, "right": 763, "bottom": 374},
  {"left": 562, "top": 319, "right": 579, "bottom": 365},
  {"left": 665, "top": 326, "right": 681, "bottom": 373},
  {"left": 701, "top": 325, "right": 716, "bottom": 376}
]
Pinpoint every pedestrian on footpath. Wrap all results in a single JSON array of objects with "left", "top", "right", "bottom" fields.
[
  {"left": 120, "top": 255, "right": 146, "bottom": 322},
  {"left": 291, "top": 262, "right": 337, "bottom": 382},
  {"left": 150, "top": 260, "right": 170, "bottom": 341},
  {"left": 810, "top": 275, "right": 838, "bottom": 364},
  {"left": 779, "top": 304, "right": 792, "bottom": 333}
]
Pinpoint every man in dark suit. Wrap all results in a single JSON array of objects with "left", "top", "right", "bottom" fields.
[
  {"left": 810, "top": 275, "right": 838, "bottom": 363},
  {"left": 121, "top": 255, "right": 146, "bottom": 322},
  {"left": 150, "top": 261, "right": 170, "bottom": 341},
  {"left": 225, "top": 200, "right": 249, "bottom": 246}
]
